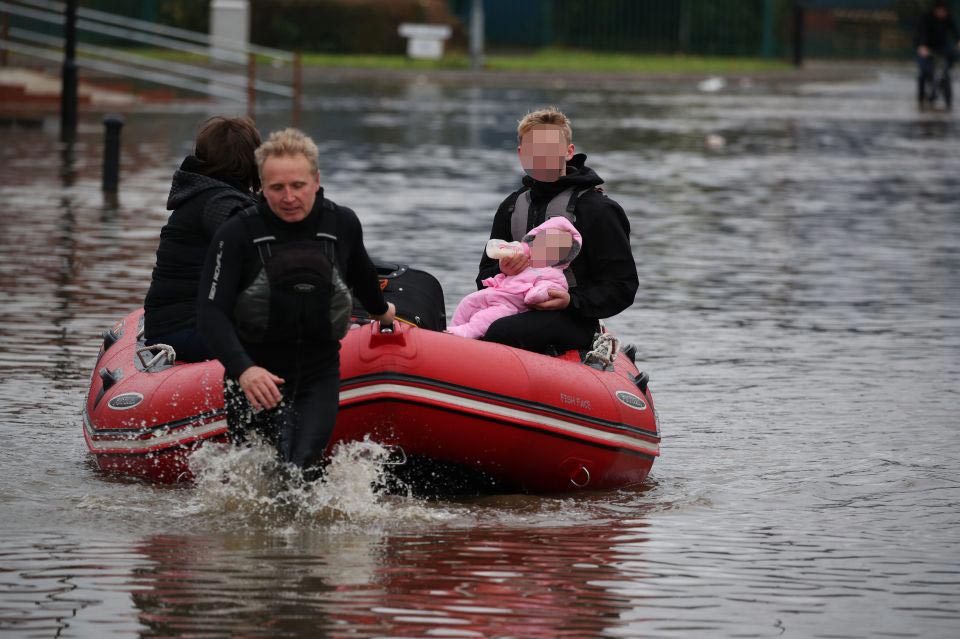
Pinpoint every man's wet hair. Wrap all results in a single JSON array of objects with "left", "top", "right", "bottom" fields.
[
  {"left": 255, "top": 128, "right": 320, "bottom": 176},
  {"left": 517, "top": 107, "right": 573, "bottom": 145},
  {"left": 194, "top": 115, "right": 262, "bottom": 192}
]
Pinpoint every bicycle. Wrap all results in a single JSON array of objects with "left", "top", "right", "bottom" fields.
[{"left": 918, "top": 56, "right": 953, "bottom": 109}]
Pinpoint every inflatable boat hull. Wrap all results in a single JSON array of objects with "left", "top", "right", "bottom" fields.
[{"left": 83, "top": 309, "right": 659, "bottom": 493}]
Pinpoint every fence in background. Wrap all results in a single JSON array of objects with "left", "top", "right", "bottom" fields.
[
  {"left": 4, "top": 0, "right": 958, "bottom": 67},
  {"left": 448, "top": 0, "right": 960, "bottom": 59},
  {"left": 0, "top": 0, "right": 302, "bottom": 120}
]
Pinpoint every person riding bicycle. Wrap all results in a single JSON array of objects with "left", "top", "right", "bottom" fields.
[{"left": 915, "top": 0, "right": 960, "bottom": 105}]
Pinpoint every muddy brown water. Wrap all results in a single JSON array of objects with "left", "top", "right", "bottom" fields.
[{"left": 1, "top": 68, "right": 958, "bottom": 638}]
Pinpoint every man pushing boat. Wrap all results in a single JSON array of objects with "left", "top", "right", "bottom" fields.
[
  {"left": 197, "top": 128, "right": 395, "bottom": 474},
  {"left": 474, "top": 107, "right": 639, "bottom": 353}
]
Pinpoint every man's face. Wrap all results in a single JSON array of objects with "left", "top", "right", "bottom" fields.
[
  {"left": 261, "top": 154, "right": 320, "bottom": 223},
  {"left": 518, "top": 125, "right": 575, "bottom": 183},
  {"left": 935, "top": 7, "right": 948, "bottom": 19}
]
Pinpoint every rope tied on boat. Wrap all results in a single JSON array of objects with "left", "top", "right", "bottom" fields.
[
  {"left": 136, "top": 343, "right": 176, "bottom": 370},
  {"left": 584, "top": 323, "right": 620, "bottom": 370}
]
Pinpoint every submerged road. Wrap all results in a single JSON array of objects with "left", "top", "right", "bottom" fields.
[{"left": 0, "top": 64, "right": 958, "bottom": 637}]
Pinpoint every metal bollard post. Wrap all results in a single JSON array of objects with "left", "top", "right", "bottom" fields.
[
  {"left": 60, "top": 0, "right": 79, "bottom": 142},
  {"left": 102, "top": 115, "right": 124, "bottom": 193},
  {"left": 2, "top": 12, "right": 10, "bottom": 67},
  {"left": 792, "top": 1, "right": 805, "bottom": 68},
  {"left": 292, "top": 50, "right": 302, "bottom": 127},
  {"left": 247, "top": 52, "right": 256, "bottom": 120}
]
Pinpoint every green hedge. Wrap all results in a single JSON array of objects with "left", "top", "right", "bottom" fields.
[{"left": 152, "top": 0, "right": 461, "bottom": 54}]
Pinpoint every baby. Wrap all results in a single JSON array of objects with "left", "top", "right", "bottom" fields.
[{"left": 448, "top": 217, "right": 581, "bottom": 339}]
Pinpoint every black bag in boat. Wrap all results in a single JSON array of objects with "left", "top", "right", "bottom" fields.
[{"left": 353, "top": 262, "right": 446, "bottom": 331}]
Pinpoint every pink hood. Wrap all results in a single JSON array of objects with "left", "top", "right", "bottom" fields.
[{"left": 521, "top": 216, "right": 582, "bottom": 269}]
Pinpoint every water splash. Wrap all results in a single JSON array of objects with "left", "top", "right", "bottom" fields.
[{"left": 186, "top": 436, "right": 445, "bottom": 529}]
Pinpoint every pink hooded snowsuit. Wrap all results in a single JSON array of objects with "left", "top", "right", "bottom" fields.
[{"left": 448, "top": 217, "right": 582, "bottom": 339}]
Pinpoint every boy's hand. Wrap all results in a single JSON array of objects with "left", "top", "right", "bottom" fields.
[{"left": 531, "top": 288, "right": 570, "bottom": 311}]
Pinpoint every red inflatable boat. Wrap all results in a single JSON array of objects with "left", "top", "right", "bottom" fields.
[{"left": 83, "top": 266, "right": 660, "bottom": 494}]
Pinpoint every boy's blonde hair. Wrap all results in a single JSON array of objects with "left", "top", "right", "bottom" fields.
[
  {"left": 254, "top": 128, "right": 320, "bottom": 175},
  {"left": 517, "top": 107, "right": 573, "bottom": 144}
]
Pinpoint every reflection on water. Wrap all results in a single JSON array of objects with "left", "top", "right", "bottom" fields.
[{"left": 1, "top": 69, "right": 959, "bottom": 637}]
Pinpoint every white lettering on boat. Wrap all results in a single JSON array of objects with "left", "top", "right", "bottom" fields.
[{"left": 560, "top": 392, "right": 592, "bottom": 410}]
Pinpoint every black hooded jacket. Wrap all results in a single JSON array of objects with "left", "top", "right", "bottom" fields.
[
  {"left": 143, "top": 156, "right": 255, "bottom": 339},
  {"left": 477, "top": 154, "right": 639, "bottom": 320},
  {"left": 915, "top": 8, "right": 960, "bottom": 50}
]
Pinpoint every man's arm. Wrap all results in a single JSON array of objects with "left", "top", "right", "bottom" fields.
[
  {"left": 197, "top": 220, "right": 286, "bottom": 409},
  {"left": 567, "top": 195, "right": 639, "bottom": 319},
  {"left": 197, "top": 221, "right": 256, "bottom": 379},
  {"left": 340, "top": 207, "right": 393, "bottom": 321}
]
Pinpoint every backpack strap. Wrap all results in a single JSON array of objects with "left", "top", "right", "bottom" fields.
[
  {"left": 505, "top": 186, "right": 530, "bottom": 215},
  {"left": 507, "top": 186, "right": 531, "bottom": 242},
  {"left": 239, "top": 205, "right": 275, "bottom": 264},
  {"left": 315, "top": 198, "right": 338, "bottom": 243},
  {"left": 315, "top": 199, "right": 339, "bottom": 262},
  {"left": 565, "top": 185, "right": 600, "bottom": 219}
]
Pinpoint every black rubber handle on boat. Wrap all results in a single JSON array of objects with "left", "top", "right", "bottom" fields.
[
  {"left": 101, "top": 328, "right": 120, "bottom": 353},
  {"left": 633, "top": 371, "right": 649, "bottom": 395},
  {"left": 99, "top": 366, "right": 120, "bottom": 391}
]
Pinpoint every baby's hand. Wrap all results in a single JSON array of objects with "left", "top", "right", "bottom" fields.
[{"left": 499, "top": 253, "right": 529, "bottom": 276}]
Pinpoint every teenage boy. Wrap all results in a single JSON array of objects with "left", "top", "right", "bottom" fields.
[{"left": 475, "top": 107, "right": 639, "bottom": 353}]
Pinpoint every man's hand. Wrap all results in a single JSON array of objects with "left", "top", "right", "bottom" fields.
[
  {"left": 918, "top": 45, "right": 931, "bottom": 57},
  {"left": 238, "top": 366, "right": 285, "bottom": 410},
  {"left": 499, "top": 253, "right": 530, "bottom": 276},
  {"left": 531, "top": 288, "right": 570, "bottom": 311},
  {"left": 371, "top": 301, "right": 396, "bottom": 326}
]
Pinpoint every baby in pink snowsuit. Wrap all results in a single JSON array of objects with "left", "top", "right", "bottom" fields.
[{"left": 448, "top": 216, "right": 582, "bottom": 339}]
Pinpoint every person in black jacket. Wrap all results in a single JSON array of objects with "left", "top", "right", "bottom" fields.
[
  {"left": 143, "top": 116, "right": 261, "bottom": 362},
  {"left": 915, "top": 0, "right": 960, "bottom": 102},
  {"left": 475, "top": 107, "right": 639, "bottom": 353},
  {"left": 197, "top": 128, "right": 395, "bottom": 472}
]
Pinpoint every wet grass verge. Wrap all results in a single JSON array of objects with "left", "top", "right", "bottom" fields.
[{"left": 129, "top": 48, "right": 791, "bottom": 75}]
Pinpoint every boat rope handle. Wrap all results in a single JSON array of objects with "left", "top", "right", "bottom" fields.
[
  {"left": 584, "top": 326, "right": 620, "bottom": 370},
  {"left": 136, "top": 343, "right": 176, "bottom": 369}
]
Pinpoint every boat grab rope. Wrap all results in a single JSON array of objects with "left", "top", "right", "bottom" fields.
[
  {"left": 136, "top": 343, "right": 176, "bottom": 370},
  {"left": 584, "top": 323, "right": 620, "bottom": 370}
]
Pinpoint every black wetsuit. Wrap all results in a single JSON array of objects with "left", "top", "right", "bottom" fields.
[
  {"left": 197, "top": 192, "right": 387, "bottom": 469},
  {"left": 143, "top": 156, "right": 255, "bottom": 362},
  {"left": 476, "top": 154, "right": 639, "bottom": 353}
]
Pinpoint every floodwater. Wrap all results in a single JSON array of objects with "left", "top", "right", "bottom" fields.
[{"left": 1, "top": 66, "right": 959, "bottom": 638}]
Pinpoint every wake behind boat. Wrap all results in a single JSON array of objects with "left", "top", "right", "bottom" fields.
[{"left": 82, "top": 265, "right": 660, "bottom": 494}]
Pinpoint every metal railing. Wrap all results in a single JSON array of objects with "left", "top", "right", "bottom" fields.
[{"left": 0, "top": 0, "right": 302, "bottom": 120}]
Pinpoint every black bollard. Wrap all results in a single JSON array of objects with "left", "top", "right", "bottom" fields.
[
  {"left": 60, "top": 0, "right": 79, "bottom": 142},
  {"left": 792, "top": 1, "right": 805, "bottom": 68},
  {"left": 102, "top": 115, "right": 124, "bottom": 193}
]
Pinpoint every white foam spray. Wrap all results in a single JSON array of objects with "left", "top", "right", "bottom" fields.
[{"left": 186, "top": 436, "right": 451, "bottom": 530}]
